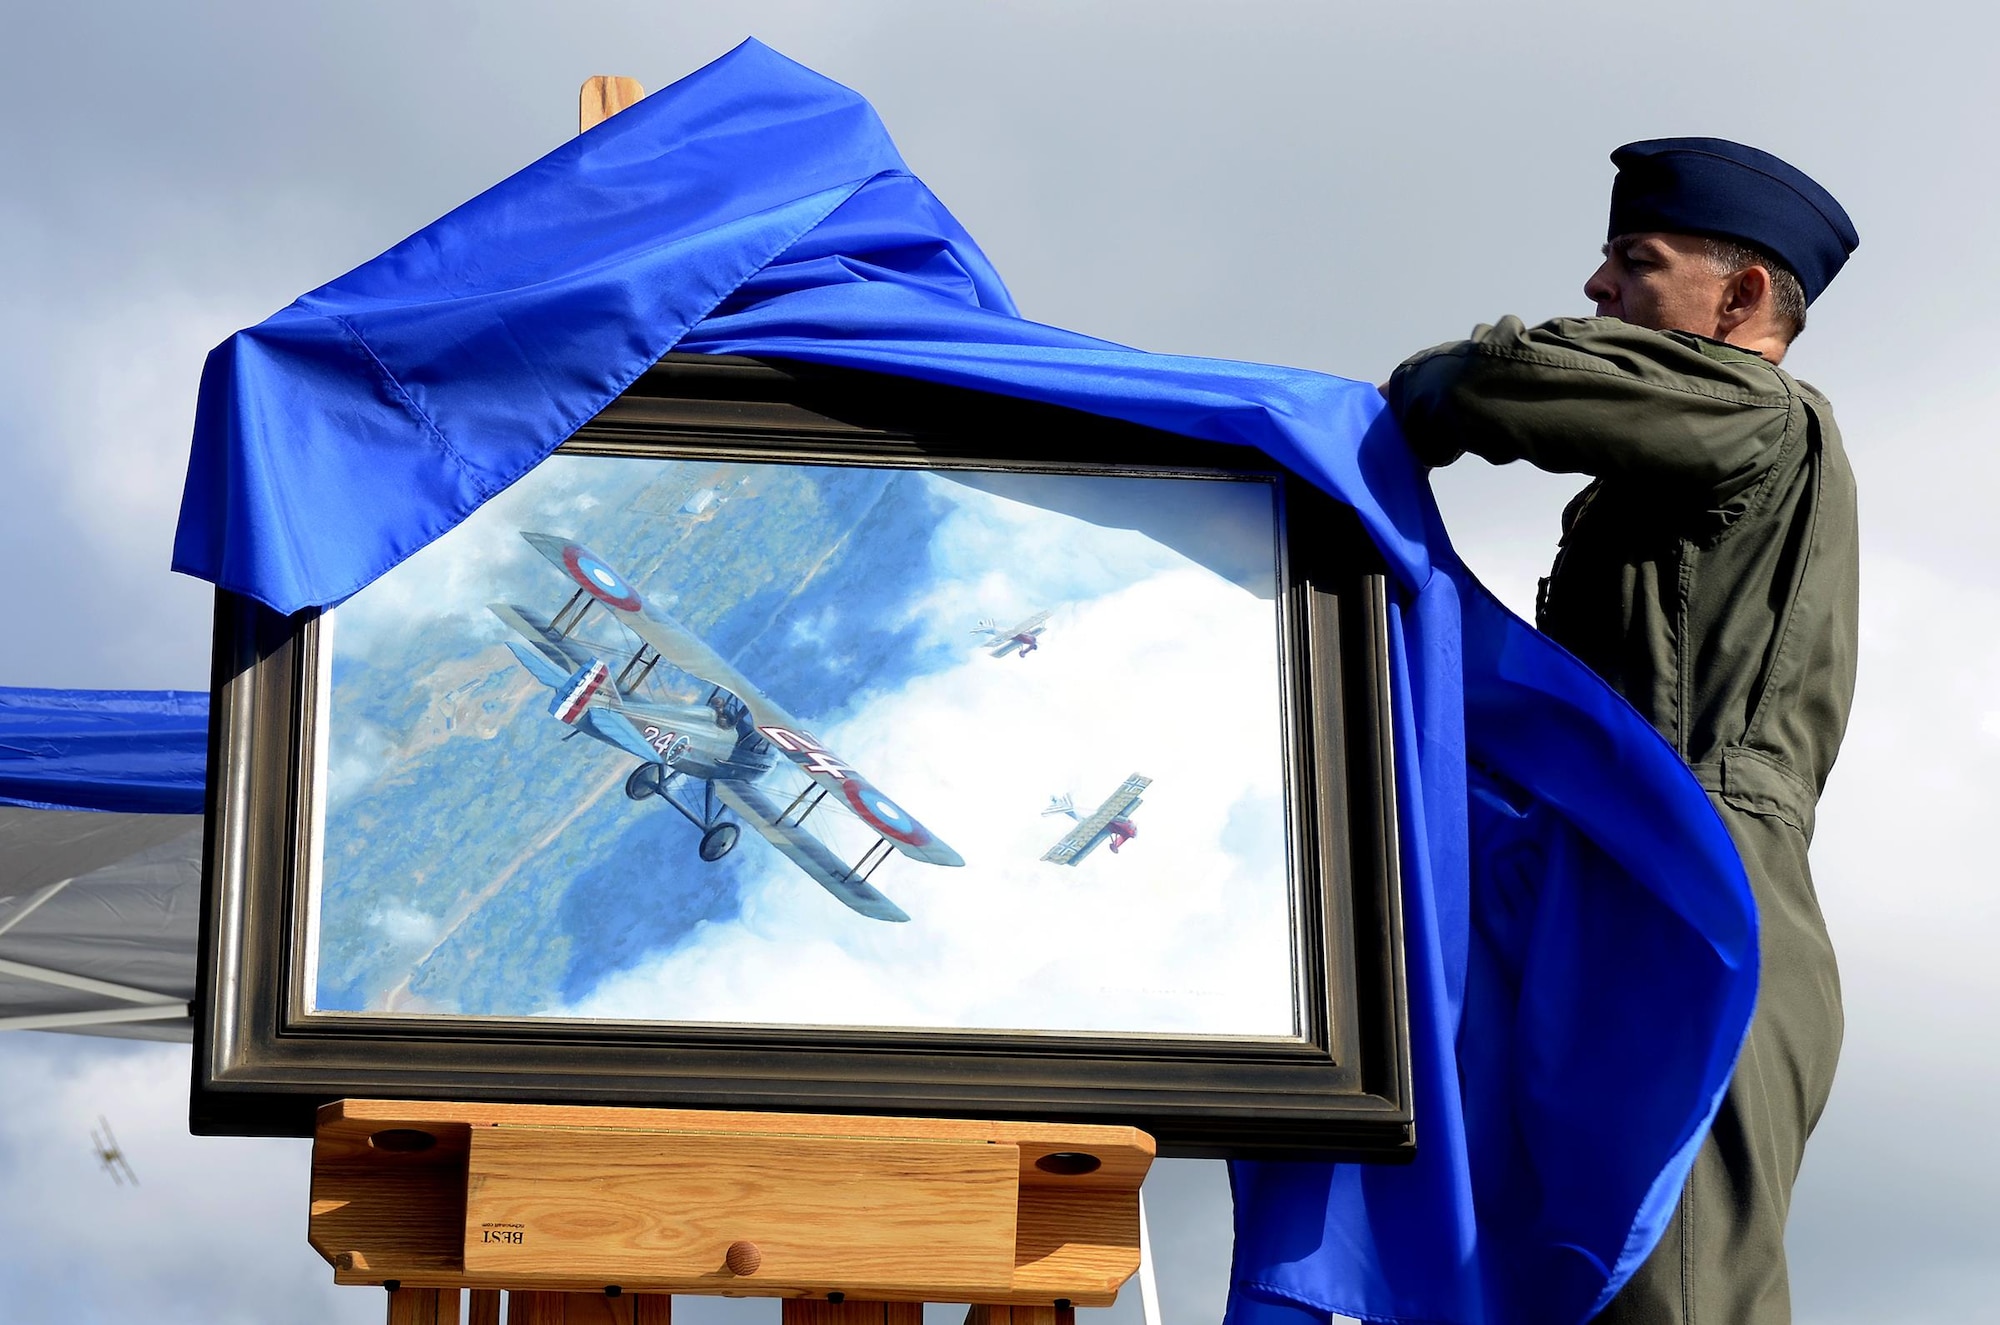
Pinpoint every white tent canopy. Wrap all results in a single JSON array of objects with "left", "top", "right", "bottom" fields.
[{"left": 0, "top": 807, "right": 200, "bottom": 1038}]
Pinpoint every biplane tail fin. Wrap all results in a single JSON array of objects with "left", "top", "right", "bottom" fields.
[
  {"left": 1043, "top": 793, "right": 1076, "bottom": 818},
  {"left": 548, "top": 658, "right": 619, "bottom": 724}
]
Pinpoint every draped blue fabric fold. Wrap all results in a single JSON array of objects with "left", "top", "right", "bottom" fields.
[
  {"left": 165, "top": 38, "right": 1756, "bottom": 1325},
  {"left": 0, "top": 687, "right": 208, "bottom": 815}
]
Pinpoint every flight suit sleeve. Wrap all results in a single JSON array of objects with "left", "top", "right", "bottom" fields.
[{"left": 1386, "top": 315, "right": 1798, "bottom": 493}]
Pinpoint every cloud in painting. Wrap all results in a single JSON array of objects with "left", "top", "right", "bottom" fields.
[{"left": 898, "top": 470, "right": 1280, "bottom": 657}]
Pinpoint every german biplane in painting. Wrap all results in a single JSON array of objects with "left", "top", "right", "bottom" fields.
[
  {"left": 1041, "top": 773, "right": 1152, "bottom": 865},
  {"left": 489, "top": 532, "right": 962, "bottom": 922},
  {"left": 972, "top": 610, "right": 1050, "bottom": 659}
]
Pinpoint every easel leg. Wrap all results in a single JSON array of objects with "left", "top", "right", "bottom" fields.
[
  {"left": 470, "top": 1289, "right": 502, "bottom": 1325},
  {"left": 963, "top": 1306, "right": 1077, "bottom": 1325},
  {"left": 783, "top": 1302, "right": 922, "bottom": 1325},
  {"left": 385, "top": 1286, "right": 461, "bottom": 1325},
  {"left": 506, "top": 1290, "right": 672, "bottom": 1324}
]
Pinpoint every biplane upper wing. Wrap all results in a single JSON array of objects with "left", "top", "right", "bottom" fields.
[
  {"left": 519, "top": 531, "right": 802, "bottom": 723},
  {"left": 1041, "top": 773, "right": 1152, "bottom": 865},
  {"left": 710, "top": 778, "right": 911, "bottom": 922},
  {"left": 1007, "top": 610, "right": 1050, "bottom": 638},
  {"left": 520, "top": 532, "right": 964, "bottom": 869}
]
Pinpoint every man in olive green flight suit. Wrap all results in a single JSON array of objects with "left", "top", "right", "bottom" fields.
[{"left": 1385, "top": 139, "right": 1861, "bottom": 1323}]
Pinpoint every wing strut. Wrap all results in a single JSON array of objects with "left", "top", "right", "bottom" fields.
[
  {"left": 550, "top": 588, "right": 593, "bottom": 637},
  {"left": 616, "top": 644, "right": 660, "bottom": 692},
  {"left": 777, "top": 783, "right": 831, "bottom": 828},
  {"left": 850, "top": 837, "right": 896, "bottom": 883}
]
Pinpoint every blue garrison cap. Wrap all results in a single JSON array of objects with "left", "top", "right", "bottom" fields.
[{"left": 1608, "top": 137, "right": 1859, "bottom": 304}]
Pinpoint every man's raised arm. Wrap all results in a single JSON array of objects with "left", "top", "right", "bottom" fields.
[{"left": 1386, "top": 314, "right": 1796, "bottom": 494}]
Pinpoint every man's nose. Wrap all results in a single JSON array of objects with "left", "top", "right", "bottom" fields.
[{"left": 1583, "top": 260, "right": 1617, "bottom": 307}]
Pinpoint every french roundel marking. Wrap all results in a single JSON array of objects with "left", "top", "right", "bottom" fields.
[
  {"left": 562, "top": 544, "right": 643, "bottom": 611},
  {"left": 842, "top": 778, "right": 929, "bottom": 846}
]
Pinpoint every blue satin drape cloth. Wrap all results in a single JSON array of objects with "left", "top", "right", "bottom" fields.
[
  {"left": 169, "top": 40, "right": 1757, "bottom": 1325},
  {"left": 0, "top": 688, "right": 208, "bottom": 814}
]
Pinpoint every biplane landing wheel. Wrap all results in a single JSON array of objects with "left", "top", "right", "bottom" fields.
[
  {"left": 625, "top": 762, "right": 668, "bottom": 802},
  {"left": 698, "top": 822, "right": 741, "bottom": 862}
]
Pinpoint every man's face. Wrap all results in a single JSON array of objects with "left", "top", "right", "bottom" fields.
[{"left": 1583, "top": 232, "right": 1729, "bottom": 335}]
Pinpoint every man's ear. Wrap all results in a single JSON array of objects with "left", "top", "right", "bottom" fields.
[{"left": 1717, "top": 264, "right": 1771, "bottom": 336}]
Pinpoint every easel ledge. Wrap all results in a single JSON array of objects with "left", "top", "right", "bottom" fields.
[{"left": 313, "top": 1099, "right": 1154, "bottom": 1324}]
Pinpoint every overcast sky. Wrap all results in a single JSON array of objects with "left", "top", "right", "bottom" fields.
[{"left": 2, "top": 3, "right": 1995, "bottom": 1323}]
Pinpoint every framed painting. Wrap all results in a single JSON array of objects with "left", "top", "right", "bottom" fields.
[{"left": 194, "top": 356, "right": 1410, "bottom": 1158}]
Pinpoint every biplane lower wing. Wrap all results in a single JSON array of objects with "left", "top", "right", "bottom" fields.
[
  {"left": 710, "top": 779, "right": 912, "bottom": 923},
  {"left": 495, "top": 603, "right": 585, "bottom": 678},
  {"left": 1043, "top": 823, "right": 1108, "bottom": 866}
]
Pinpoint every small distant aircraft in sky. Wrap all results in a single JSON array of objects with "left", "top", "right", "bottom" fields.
[
  {"left": 91, "top": 1116, "right": 137, "bottom": 1187},
  {"left": 973, "top": 610, "right": 1050, "bottom": 659},
  {"left": 1042, "top": 773, "right": 1152, "bottom": 865},
  {"left": 490, "top": 532, "right": 964, "bottom": 922}
]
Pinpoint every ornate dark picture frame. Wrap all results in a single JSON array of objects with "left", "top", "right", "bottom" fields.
[{"left": 193, "top": 355, "right": 1410, "bottom": 1159}]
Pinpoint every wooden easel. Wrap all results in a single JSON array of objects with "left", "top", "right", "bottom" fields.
[
  {"left": 306, "top": 78, "right": 1153, "bottom": 1325},
  {"left": 312, "top": 1099, "right": 1152, "bottom": 1325}
]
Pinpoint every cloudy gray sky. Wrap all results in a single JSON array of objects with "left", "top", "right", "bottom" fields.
[{"left": 2, "top": 3, "right": 1994, "bottom": 1323}]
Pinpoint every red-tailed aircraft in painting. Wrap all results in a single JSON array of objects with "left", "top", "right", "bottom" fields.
[
  {"left": 489, "top": 532, "right": 962, "bottom": 922},
  {"left": 1041, "top": 773, "right": 1152, "bottom": 865},
  {"left": 972, "top": 610, "right": 1050, "bottom": 659}
]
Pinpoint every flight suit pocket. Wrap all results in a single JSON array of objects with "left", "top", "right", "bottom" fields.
[{"left": 1698, "top": 746, "right": 1817, "bottom": 840}]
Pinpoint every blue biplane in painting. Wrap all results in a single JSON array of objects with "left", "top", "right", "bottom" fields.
[
  {"left": 489, "top": 532, "right": 963, "bottom": 922},
  {"left": 1041, "top": 773, "right": 1151, "bottom": 865}
]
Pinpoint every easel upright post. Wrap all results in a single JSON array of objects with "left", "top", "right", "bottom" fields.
[{"left": 580, "top": 75, "right": 645, "bottom": 132}]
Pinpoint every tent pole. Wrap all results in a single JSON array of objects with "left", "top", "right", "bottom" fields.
[
  {"left": 0, "top": 954, "right": 183, "bottom": 1006},
  {"left": 0, "top": 876, "right": 74, "bottom": 939},
  {"left": 0, "top": 1003, "right": 188, "bottom": 1033}
]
